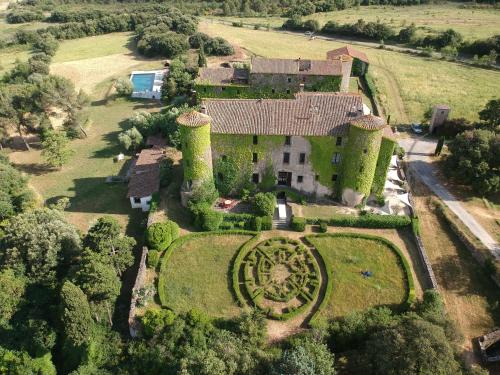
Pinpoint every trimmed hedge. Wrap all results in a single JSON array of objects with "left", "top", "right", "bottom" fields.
[
  {"left": 147, "top": 249, "right": 161, "bottom": 269},
  {"left": 158, "top": 230, "right": 258, "bottom": 308},
  {"left": 261, "top": 216, "right": 272, "bottom": 230},
  {"left": 304, "top": 213, "right": 411, "bottom": 229},
  {"left": 306, "top": 232, "right": 416, "bottom": 327},
  {"left": 291, "top": 216, "right": 306, "bottom": 232},
  {"left": 319, "top": 221, "right": 328, "bottom": 233}
]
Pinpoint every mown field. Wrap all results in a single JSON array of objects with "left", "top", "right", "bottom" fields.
[
  {"left": 208, "top": 2, "right": 500, "bottom": 40},
  {"left": 200, "top": 21, "right": 500, "bottom": 123},
  {"left": 159, "top": 234, "right": 253, "bottom": 318},
  {"left": 8, "top": 99, "right": 161, "bottom": 234},
  {"left": 307, "top": 235, "right": 408, "bottom": 320}
]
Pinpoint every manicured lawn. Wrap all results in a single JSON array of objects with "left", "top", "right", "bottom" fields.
[
  {"left": 208, "top": 3, "right": 500, "bottom": 40},
  {"left": 199, "top": 21, "right": 500, "bottom": 123},
  {"left": 307, "top": 234, "right": 408, "bottom": 320},
  {"left": 159, "top": 234, "right": 254, "bottom": 318},
  {"left": 8, "top": 99, "right": 161, "bottom": 235}
]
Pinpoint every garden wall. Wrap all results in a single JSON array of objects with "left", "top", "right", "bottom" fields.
[{"left": 128, "top": 246, "right": 149, "bottom": 338}]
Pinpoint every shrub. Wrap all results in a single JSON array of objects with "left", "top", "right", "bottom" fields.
[
  {"left": 252, "top": 216, "right": 262, "bottom": 231},
  {"left": 146, "top": 221, "right": 179, "bottom": 251},
  {"left": 141, "top": 308, "right": 176, "bottom": 338},
  {"left": 394, "top": 145, "right": 405, "bottom": 159},
  {"left": 291, "top": 216, "right": 306, "bottom": 232},
  {"left": 115, "top": 78, "right": 133, "bottom": 96},
  {"left": 200, "top": 209, "right": 223, "bottom": 231},
  {"left": 147, "top": 249, "right": 161, "bottom": 269},
  {"left": 219, "top": 222, "right": 234, "bottom": 230},
  {"left": 319, "top": 221, "right": 328, "bottom": 233},
  {"left": 253, "top": 192, "right": 277, "bottom": 217},
  {"left": 261, "top": 216, "right": 272, "bottom": 230},
  {"left": 204, "top": 37, "right": 234, "bottom": 56}
]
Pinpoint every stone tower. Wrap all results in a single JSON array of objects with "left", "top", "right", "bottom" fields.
[
  {"left": 177, "top": 110, "right": 214, "bottom": 206},
  {"left": 429, "top": 104, "right": 450, "bottom": 134},
  {"left": 339, "top": 115, "right": 386, "bottom": 207}
]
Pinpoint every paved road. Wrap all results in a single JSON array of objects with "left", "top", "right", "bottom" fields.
[{"left": 399, "top": 136, "right": 500, "bottom": 260}]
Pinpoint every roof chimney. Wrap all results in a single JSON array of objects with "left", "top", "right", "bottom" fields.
[
  {"left": 200, "top": 105, "right": 207, "bottom": 114},
  {"left": 299, "top": 83, "right": 305, "bottom": 92}
]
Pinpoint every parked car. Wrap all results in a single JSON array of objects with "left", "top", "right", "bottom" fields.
[{"left": 411, "top": 123, "right": 423, "bottom": 134}]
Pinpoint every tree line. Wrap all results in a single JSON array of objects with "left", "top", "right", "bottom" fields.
[{"left": 283, "top": 16, "right": 499, "bottom": 62}]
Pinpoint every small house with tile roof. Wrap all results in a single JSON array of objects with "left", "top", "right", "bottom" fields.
[
  {"left": 327, "top": 46, "right": 370, "bottom": 76},
  {"left": 177, "top": 92, "right": 396, "bottom": 206}
]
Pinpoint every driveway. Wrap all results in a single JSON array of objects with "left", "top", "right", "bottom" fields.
[{"left": 399, "top": 135, "right": 500, "bottom": 260}]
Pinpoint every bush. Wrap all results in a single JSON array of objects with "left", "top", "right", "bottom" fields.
[
  {"left": 291, "top": 216, "right": 306, "bottom": 232},
  {"left": 141, "top": 308, "right": 176, "bottom": 338},
  {"left": 204, "top": 37, "right": 234, "bottom": 56},
  {"left": 394, "top": 145, "right": 405, "bottom": 159},
  {"left": 319, "top": 221, "right": 328, "bottom": 233},
  {"left": 115, "top": 78, "right": 133, "bottom": 96},
  {"left": 261, "top": 216, "right": 272, "bottom": 230},
  {"left": 146, "top": 221, "right": 179, "bottom": 251},
  {"left": 253, "top": 192, "right": 277, "bottom": 217},
  {"left": 200, "top": 208, "right": 223, "bottom": 231},
  {"left": 147, "top": 249, "right": 161, "bottom": 269}
]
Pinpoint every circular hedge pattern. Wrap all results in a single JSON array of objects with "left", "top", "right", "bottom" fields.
[{"left": 238, "top": 237, "right": 320, "bottom": 320}]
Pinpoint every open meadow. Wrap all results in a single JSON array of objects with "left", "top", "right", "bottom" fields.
[
  {"left": 200, "top": 21, "right": 500, "bottom": 123},
  {"left": 208, "top": 2, "right": 500, "bottom": 41},
  {"left": 307, "top": 234, "right": 409, "bottom": 320},
  {"left": 158, "top": 233, "right": 253, "bottom": 318}
]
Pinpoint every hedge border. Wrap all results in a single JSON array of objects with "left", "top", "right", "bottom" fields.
[
  {"left": 303, "top": 213, "right": 411, "bottom": 229},
  {"left": 158, "top": 230, "right": 258, "bottom": 308},
  {"left": 305, "top": 232, "right": 415, "bottom": 327}
]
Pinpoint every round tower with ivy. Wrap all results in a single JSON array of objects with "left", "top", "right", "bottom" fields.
[
  {"left": 339, "top": 115, "right": 386, "bottom": 206},
  {"left": 177, "top": 110, "right": 213, "bottom": 206}
]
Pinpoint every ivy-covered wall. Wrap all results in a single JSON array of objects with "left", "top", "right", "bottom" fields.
[
  {"left": 309, "top": 76, "right": 342, "bottom": 92},
  {"left": 179, "top": 123, "right": 213, "bottom": 187},
  {"left": 372, "top": 136, "right": 396, "bottom": 196},
  {"left": 352, "top": 59, "right": 368, "bottom": 76},
  {"left": 195, "top": 84, "right": 295, "bottom": 100},
  {"left": 340, "top": 124, "right": 383, "bottom": 199},
  {"left": 306, "top": 136, "right": 342, "bottom": 192}
]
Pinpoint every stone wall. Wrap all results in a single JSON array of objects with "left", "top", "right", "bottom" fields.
[{"left": 128, "top": 246, "right": 149, "bottom": 338}]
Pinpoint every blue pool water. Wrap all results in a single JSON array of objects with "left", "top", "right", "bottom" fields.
[{"left": 131, "top": 73, "right": 155, "bottom": 92}]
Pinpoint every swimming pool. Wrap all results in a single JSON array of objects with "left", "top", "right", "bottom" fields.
[{"left": 130, "top": 73, "right": 155, "bottom": 92}]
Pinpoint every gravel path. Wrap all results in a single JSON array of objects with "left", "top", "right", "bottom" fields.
[{"left": 399, "top": 135, "right": 500, "bottom": 260}]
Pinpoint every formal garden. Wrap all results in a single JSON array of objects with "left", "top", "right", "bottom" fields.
[{"left": 154, "top": 228, "right": 414, "bottom": 326}]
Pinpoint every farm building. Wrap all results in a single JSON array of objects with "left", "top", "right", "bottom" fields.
[
  {"left": 326, "top": 46, "right": 370, "bottom": 76},
  {"left": 177, "top": 92, "right": 396, "bottom": 207},
  {"left": 195, "top": 53, "right": 353, "bottom": 99}
]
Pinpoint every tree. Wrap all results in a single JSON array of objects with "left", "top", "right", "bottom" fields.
[
  {"left": 41, "top": 130, "right": 74, "bottom": 168},
  {"left": 60, "top": 281, "right": 93, "bottom": 347},
  {"left": 479, "top": 99, "right": 500, "bottom": 130},
  {"left": 84, "top": 216, "right": 135, "bottom": 276},
  {"left": 33, "top": 33, "right": 59, "bottom": 56},
  {"left": 118, "top": 126, "right": 143, "bottom": 151},
  {"left": 0, "top": 208, "right": 81, "bottom": 285},
  {"left": 277, "top": 337, "right": 336, "bottom": 375},
  {"left": 71, "top": 249, "right": 121, "bottom": 306},
  {"left": 198, "top": 44, "right": 207, "bottom": 68},
  {"left": 115, "top": 78, "right": 133, "bottom": 97},
  {"left": 445, "top": 129, "right": 499, "bottom": 195},
  {"left": 366, "top": 316, "right": 461, "bottom": 375},
  {"left": 0, "top": 268, "right": 26, "bottom": 325},
  {"left": 146, "top": 220, "right": 179, "bottom": 251}
]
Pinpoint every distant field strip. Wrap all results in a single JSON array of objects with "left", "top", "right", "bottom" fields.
[{"left": 200, "top": 21, "right": 500, "bottom": 123}]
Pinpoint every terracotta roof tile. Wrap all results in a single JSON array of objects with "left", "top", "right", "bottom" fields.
[
  {"left": 177, "top": 111, "right": 212, "bottom": 127},
  {"left": 204, "top": 92, "right": 364, "bottom": 136},
  {"left": 327, "top": 46, "right": 369, "bottom": 64},
  {"left": 127, "top": 149, "right": 164, "bottom": 198},
  {"left": 196, "top": 67, "right": 249, "bottom": 85},
  {"left": 251, "top": 57, "right": 343, "bottom": 76},
  {"left": 350, "top": 115, "right": 386, "bottom": 130}
]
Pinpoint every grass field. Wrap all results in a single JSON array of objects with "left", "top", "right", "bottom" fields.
[
  {"left": 208, "top": 2, "right": 500, "bottom": 41},
  {"left": 159, "top": 234, "right": 254, "bottom": 318},
  {"left": 307, "top": 235, "right": 408, "bottom": 319},
  {"left": 200, "top": 21, "right": 500, "bottom": 123},
  {"left": 7, "top": 99, "right": 161, "bottom": 234}
]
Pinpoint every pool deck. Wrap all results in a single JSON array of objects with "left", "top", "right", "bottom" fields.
[{"left": 129, "top": 69, "right": 167, "bottom": 100}]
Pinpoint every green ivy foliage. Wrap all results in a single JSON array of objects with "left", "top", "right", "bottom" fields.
[
  {"left": 372, "top": 137, "right": 396, "bottom": 195},
  {"left": 214, "top": 157, "right": 239, "bottom": 196},
  {"left": 340, "top": 124, "right": 383, "bottom": 197},
  {"left": 195, "top": 83, "right": 295, "bottom": 100},
  {"left": 179, "top": 122, "right": 212, "bottom": 186},
  {"left": 310, "top": 75, "right": 342, "bottom": 92},
  {"left": 306, "top": 136, "right": 342, "bottom": 190}
]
